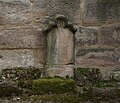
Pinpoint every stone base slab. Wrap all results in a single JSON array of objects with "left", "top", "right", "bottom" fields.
[{"left": 46, "top": 65, "right": 74, "bottom": 77}]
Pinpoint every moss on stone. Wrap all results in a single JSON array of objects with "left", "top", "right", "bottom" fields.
[
  {"left": 75, "top": 68, "right": 101, "bottom": 86},
  {"left": 2, "top": 66, "right": 46, "bottom": 81},
  {"left": 27, "top": 94, "right": 93, "bottom": 103},
  {"left": 32, "top": 78, "right": 75, "bottom": 94},
  {"left": 94, "top": 81, "right": 118, "bottom": 87}
]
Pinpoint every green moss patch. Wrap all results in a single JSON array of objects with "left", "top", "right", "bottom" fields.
[
  {"left": 2, "top": 66, "right": 46, "bottom": 81},
  {"left": 32, "top": 78, "right": 75, "bottom": 94},
  {"left": 94, "top": 81, "right": 119, "bottom": 88},
  {"left": 28, "top": 94, "right": 92, "bottom": 103},
  {"left": 75, "top": 68, "right": 101, "bottom": 86}
]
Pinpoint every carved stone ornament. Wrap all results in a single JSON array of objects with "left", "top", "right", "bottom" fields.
[{"left": 43, "top": 15, "right": 77, "bottom": 34}]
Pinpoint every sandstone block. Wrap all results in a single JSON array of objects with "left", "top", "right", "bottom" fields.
[
  {"left": 76, "top": 27, "right": 98, "bottom": 47},
  {"left": 82, "top": 0, "right": 120, "bottom": 25},
  {"left": 0, "top": 49, "right": 45, "bottom": 70},
  {"left": 76, "top": 47, "right": 120, "bottom": 68},
  {"left": 0, "top": 0, "right": 31, "bottom": 25},
  {"left": 46, "top": 25, "right": 74, "bottom": 66},
  {"left": 32, "top": 0, "right": 80, "bottom": 24},
  {"left": 0, "top": 26, "right": 45, "bottom": 48},
  {"left": 99, "top": 24, "right": 120, "bottom": 46},
  {"left": 47, "top": 65, "right": 74, "bottom": 77}
]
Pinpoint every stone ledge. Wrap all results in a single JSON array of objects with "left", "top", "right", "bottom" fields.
[{"left": 46, "top": 65, "right": 74, "bottom": 78}]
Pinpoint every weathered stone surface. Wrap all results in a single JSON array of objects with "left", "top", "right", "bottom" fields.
[
  {"left": 99, "top": 24, "right": 120, "bottom": 47},
  {"left": 76, "top": 48, "right": 120, "bottom": 67},
  {"left": 112, "top": 71, "right": 120, "bottom": 82},
  {"left": 46, "top": 23, "right": 74, "bottom": 65},
  {"left": 82, "top": 0, "right": 120, "bottom": 25},
  {"left": 0, "top": 26, "right": 45, "bottom": 48},
  {"left": 75, "top": 68, "right": 101, "bottom": 86},
  {"left": 2, "top": 67, "right": 46, "bottom": 81},
  {"left": 111, "top": 67, "right": 120, "bottom": 82},
  {"left": 0, "top": 0, "right": 119, "bottom": 81},
  {"left": 75, "top": 46, "right": 120, "bottom": 80},
  {"left": 0, "top": 49, "right": 45, "bottom": 70},
  {"left": 0, "top": 0, "right": 31, "bottom": 25},
  {"left": 76, "top": 27, "right": 98, "bottom": 47},
  {"left": 47, "top": 65, "right": 74, "bottom": 77},
  {"left": 32, "top": 0, "right": 80, "bottom": 25},
  {"left": 81, "top": 0, "right": 98, "bottom": 24},
  {"left": 75, "top": 24, "right": 120, "bottom": 79}
]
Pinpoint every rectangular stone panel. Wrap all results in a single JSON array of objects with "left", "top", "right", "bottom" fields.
[
  {"left": 46, "top": 27, "right": 73, "bottom": 66},
  {"left": 32, "top": 0, "right": 80, "bottom": 25},
  {"left": 75, "top": 27, "right": 99, "bottom": 47},
  {"left": 0, "top": 49, "right": 45, "bottom": 70},
  {"left": 0, "top": 26, "right": 45, "bottom": 48},
  {"left": 99, "top": 24, "right": 120, "bottom": 47},
  {"left": 0, "top": 0, "right": 31, "bottom": 25},
  {"left": 75, "top": 47, "right": 120, "bottom": 69},
  {"left": 47, "top": 65, "right": 74, "bottom": 77},
  {"left": 82, "top": 0, "right": 98, "bottom": 24},
  {"left": 82, "top": 0, "right": 120, "bottom": 25}
]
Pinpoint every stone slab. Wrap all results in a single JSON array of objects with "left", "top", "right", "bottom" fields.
[
  {"left": 32, "top": 0, "right": 80, "bottom": 25},
  {"left": 0, "top": 26, "right": 45, "bottom": 48},
  {"left": 76, "top": 47, "right": 120, "bottom": 68},
  {"left": 0, "top": 49, "right": 45, "bottom": 70},
  {"left": 99, "top": 24, "right": 120, "bottom": 47},
  {"left": 76, "top": 27, "right": 99, "bottom": 47},
  {"left": 82, "top": 0, "right": 120, "bottom": 25},
  {"left": 46, "top": 27, "right": 74, "bottom": 65},
  {"left": 0, "top": 0, "right": 32, "bottom": 25},
  {"left": 46, "top": 65, "right": 74, "bottom": 77}
]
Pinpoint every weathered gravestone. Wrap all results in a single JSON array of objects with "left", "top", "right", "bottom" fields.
[{"left": 44, "top": 15, "right": 77, "bottom": 77}]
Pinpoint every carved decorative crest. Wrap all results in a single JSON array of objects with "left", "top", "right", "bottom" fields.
[{"left": 43, "top": 15, "right": 77, "bottom": 34}]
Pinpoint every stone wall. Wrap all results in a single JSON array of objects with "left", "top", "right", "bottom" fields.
[
  {"left": 76, "top": 0, "right": 120, "bottom": 80},
  {"left": 0, "top": 0, "right": 120, "bottom": 79},
  {"left": 0, "top": 0, "right": 80, "bottom": 71}
]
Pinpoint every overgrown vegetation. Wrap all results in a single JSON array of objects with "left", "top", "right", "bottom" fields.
[
  {"left": 2, "top": 66, "right": 46, "bottom": 81},
  {"left": 0, "top": 85, "right": 21, "bottom": 97},
  {"left": 75, "top": 68, "right": 101, "bottom": 86},
  {"left": 32, "top": 78, "right": 75, "bottom": 94},
  {"left": 28, "top": 94, "right": 93, "bottom": 103},
  {"left": 0, "top": 67, "right": 120, "bottom": 102},
  {"left": 94, "top": 81, "right": 118, "bottom": 87}
]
